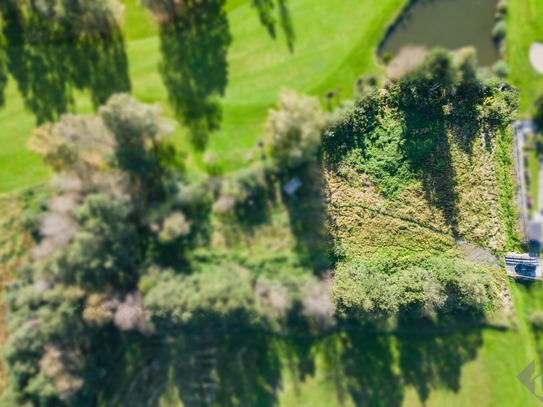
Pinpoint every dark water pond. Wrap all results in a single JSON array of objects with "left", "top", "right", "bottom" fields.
[{"left": 379, "top": 0, "right": 499, "bottom": 66}]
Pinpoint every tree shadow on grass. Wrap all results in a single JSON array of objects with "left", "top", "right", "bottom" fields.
[
  {"left": 394, "top": 317, "right": 486, "bottom": 404},
  {"left": 0, "top": 1, "right": 131, "bottom": 124},
  {"left": 252, "top": 0, "right": 296, "bottom": 53},
  {"left": 98, "top": 314, "right": 488, "bottom": 407},
  {"left": 0, "top": 49, "right": 8, "bottom": 107},
  {"left": 154, "top": 0, "right": 295, "bottom": 150},
  {"left": 157, "top": 0, "right": 231, "bottom": 151}
]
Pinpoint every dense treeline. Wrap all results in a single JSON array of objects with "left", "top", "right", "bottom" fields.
[{"left": 0, "top": 90, "right": 331, "bottom": 407}]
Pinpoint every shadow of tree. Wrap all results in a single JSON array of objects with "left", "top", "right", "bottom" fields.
[
  {"left": 0, "top": 0, "right": 131, "bottom": 124},
  {"left": 0, "top": 49, "right": 7, "bottom": 107},
  {"left": 98, "top": 315, "right": 487, "bottom": 407},
  {"left": 279, "top": 161, "right": 330, "bottom": 273},
  {"left": 252, "top": 0, "right": 295, "bottom": 53},
  {"left": 397, "top": 82, "right": 457, "bottom": 235},
  {"left": 323, "top": 76, "right": 508, "bottom": 241},
  {"left": 157, "top": 0, "right": 231, "bottom": 151},
  {"left": 394, "top": 318, "right": 484, "bottom": 404},
  {"left": 153, "top": 0, "right": 295, "bottom": 150}
]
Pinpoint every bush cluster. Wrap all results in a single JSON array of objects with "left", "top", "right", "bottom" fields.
[{"left": 332, "top": 257, "right": 497, "bottom": 319}]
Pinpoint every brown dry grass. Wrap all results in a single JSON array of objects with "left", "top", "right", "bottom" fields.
[{"left": 324, "top": 124, "right": 513, "bottom": 260}]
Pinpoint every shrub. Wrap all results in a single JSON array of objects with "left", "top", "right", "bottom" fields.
[
  {"left": 382, "top": 52, "right": 393, "bottom": 65},
  {"left": 493, "top": 60, "right": 509, "bottom": 78},
  {"left": 265, "top": 89, "right": 325, "bottom": 169},
  {"left": 332, "top": 257, "right": 497, "bottom": 319},
  {"left": 158, "top": 211, "right": 191, "bottom": 243},
  {"left": 531, "top": 310, "right": 543, "bottom": 329},
  {"left": 332, "top": 261, "right": 398, "bottom": 319},
  {"left": 534, "top": 95, "right": 543, "bottom": 131},
  {"left": 212, "top": 165, "right": 268, "bottom": 215},
  {"left": 455, "top": 46, "right": 478, "bottom": 82},
  {"left": 492, "top": 21, "right": 506, "bottom": 39}
]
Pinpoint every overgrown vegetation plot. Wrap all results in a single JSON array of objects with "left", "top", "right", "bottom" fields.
[
  {"left": 323, "top": 48, "right": 519, "bottom": 320},
  {"left": 324, "top": 49, "right": 520, "bottom": 257}
]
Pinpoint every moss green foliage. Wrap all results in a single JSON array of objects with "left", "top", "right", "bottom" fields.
[{"left": 333, "top": 257, "right": 497, "bottom": 319}]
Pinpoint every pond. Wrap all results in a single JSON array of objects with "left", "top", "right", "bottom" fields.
[{"left": 379, "top": 0, "right": 499, "bottom": 66}]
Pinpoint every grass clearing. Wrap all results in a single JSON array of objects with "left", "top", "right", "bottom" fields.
[{"left": 323, "top": 83, "right": 519, "bottom": 260}]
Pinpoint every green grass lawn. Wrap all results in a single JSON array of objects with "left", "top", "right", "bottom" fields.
[
  {"left": 507, "top": 0, "right": 543, "bottom": 115},
  {"left": 0, "top": 0, "right": 406, "bottom": 193},
  {"left": 526, "top": 148, "right": 540, "bottom": 214}
]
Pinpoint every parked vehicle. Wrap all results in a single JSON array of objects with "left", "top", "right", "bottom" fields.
[{"left": 515, "top": 263, "right": 537, "bottom": 276}]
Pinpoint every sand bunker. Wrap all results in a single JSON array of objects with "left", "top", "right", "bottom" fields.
[
  {"left": 530, "top": 42, "right": 543, "bottom": 74},
  {"left": 386, "top": 45, "right": 427, "bottom": 79}
]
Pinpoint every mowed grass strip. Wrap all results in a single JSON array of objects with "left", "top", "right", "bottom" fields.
[
  {"left": 0, "top": 0, "right": 406, "bottom": 193},
  {"left": 507, "top": 0, "right": 543, "bottom": 114}
]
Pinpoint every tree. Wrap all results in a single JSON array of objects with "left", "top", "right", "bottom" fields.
[
  {"left": 534, "top": 94, "right": 543, "bottom": 131},
  {"left": 266, "top": 89, "right": 325, "bottom": 169},
  {"left": 332, "top": 257, "right": 496, "bottom": 320},
  {"left": 1, "top": 95, "right": 177, "bottom": 407},
  {"left": 455, "top": 46, "right": 477, "bottom": 83},
  {"left": 28, "top": 113, "right": 114, "bottom": 184},
  {"left": 492, "top": 20, "right": 506, "bottom": 39},
  {"left": 493, "top": 60, "right": 509, "bottom": 78},
  {"left": 423, "top": 47, "right": 458, "bottom": 88}
]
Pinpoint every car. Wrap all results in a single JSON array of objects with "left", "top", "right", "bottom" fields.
[{"left": 515, "top": 263, "right": 537, "bottom": 276}]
